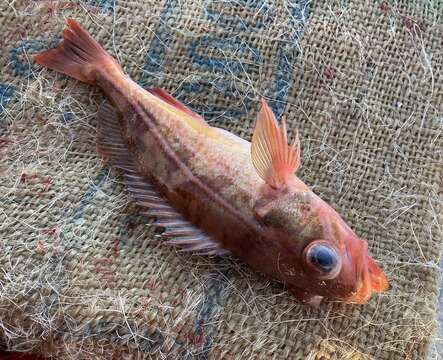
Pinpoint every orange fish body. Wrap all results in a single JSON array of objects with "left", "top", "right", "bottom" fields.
[{"left": 35, "top": 19, "right": 388, "bottom": 305}]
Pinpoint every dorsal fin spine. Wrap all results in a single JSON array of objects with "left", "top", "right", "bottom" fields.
[{"left": 250, "top": 100, "right": 301, "bottom": 189}]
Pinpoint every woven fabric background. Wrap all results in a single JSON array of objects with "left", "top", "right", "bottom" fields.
[{"left": 0, "top": 0, "right": 442, "bottom": 359}]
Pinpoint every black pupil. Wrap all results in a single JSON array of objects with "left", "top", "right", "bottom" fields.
[{"left": 309, "top": 245, "right": 337, "bottom": 272}]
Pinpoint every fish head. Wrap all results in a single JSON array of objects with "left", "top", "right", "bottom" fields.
[
  {"left": 254, "top": 188, "right": 388, "bottom": 304},
  {"left": 300, "top": 233, "right": 389, "bottom": 304},
  {"left": 249, "top": 100, "right": 388, "bottom": 304}
]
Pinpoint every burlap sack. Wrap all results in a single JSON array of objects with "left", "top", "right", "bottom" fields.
[{"left": 0, "top": 1, "right": 442, "bottom": 359}]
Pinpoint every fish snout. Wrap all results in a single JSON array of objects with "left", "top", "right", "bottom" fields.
[
  {"left": 366, "top": 255, "right": 389, "bottom": 293},
  {"left": 344, "top": 238, "right": 389, "bottom": 304}
]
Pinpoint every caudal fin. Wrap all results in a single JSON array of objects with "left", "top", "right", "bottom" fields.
[{"left": 34, "top": 19, "right": 119, "bottom": 84}]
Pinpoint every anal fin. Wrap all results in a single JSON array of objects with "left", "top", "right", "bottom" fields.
[
  {"left": 96, "top": 103, "right": 228, "bottom": 256},
  {"left": 96, "top": 103, "right": 133, "bottom": 168}
]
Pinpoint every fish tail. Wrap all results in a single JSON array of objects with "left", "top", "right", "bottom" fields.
[{"left": 34, "top": 19, "right": 120, "bottom": 84}]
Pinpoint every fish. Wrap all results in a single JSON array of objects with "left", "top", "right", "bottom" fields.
[{"left": 34, "top": 19, "right": 388, "bottom": 305}]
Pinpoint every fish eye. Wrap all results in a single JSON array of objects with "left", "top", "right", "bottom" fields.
[{"left": 304, "top": 242, "right": 342, "bottom": 279}]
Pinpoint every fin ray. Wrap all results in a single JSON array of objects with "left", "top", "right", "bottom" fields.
[
  {"left": 251, "top": 100, "right": 300, "bottom": 188},
  {"left": 96, "top": 105, "right": 227, "bottom": 257},
  {"left": 34, "top": 19, "right": 120, "bottom": 84}
]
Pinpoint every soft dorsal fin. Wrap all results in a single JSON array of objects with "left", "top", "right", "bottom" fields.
[
  {"left": 148, "top": 88, "right": 205, "bottom": 123},
  {"left": 250, "top": 99, "right": 300, "bottom": 189}
]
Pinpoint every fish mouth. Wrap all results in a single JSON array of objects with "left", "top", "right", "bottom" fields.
[
  {"left": 345, "top": 255, "right": 389, "bottom": 304},
  {"left": 366, "top": 255, "right": 389, "bottom": 293}
]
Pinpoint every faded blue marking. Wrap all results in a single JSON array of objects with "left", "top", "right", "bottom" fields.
[
  {"left": 84, "top": 0, "right": 116, "bottom": 11},
  {"left": 188, "top": 36, "right": 261, "bottom": 74},
  {"left": 192, "top": 270, "right": 231, "bottom": 359},
  {"left": 267, "top": 0, "right": 311, "bottom": 118},
  {"left": 205, "top": 1, "right": 272, "bottom": 32},
  {"left": 166, "top": 269, "right": 231, "bottom": 359},
  {"left": 140, "top": 0, "right": 182, "bottom": 87},
  {"left": 69, "top": 167, "right": 110, "bottom": 223},
  {"left": 181, "top": 1, "right": 263, "bottom": 120},
  {"left": 0, "top": 83, "right": 15, "bottom": 121},
  {"left": 179, "top": 79, "right": 251, "bottom": 120},
  {"left": 141, "top": 1, "right": 310, "bottom": 121},
  {"left": 61, "top": 111, "right": 75, "bottom": 123},
  {"left": 9, "top": 39, "right": 48, "bottom": 77}
]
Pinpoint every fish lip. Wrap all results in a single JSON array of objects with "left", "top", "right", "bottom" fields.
[
  {"left": 344, "top": 268, "right": 372, "bottom": 304},
  {"left": 340, "top": 238, "right": 373, "bottom": 304},
  {"left": 366, "top": 255, "right": 389, "bottom": 293},
  {"left": 343, "top": 242, "right": 389, "bottom": 304}
]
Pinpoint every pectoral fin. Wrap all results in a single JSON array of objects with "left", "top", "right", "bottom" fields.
[
  {"left": 250, "top": 100, "right": 300, "bottom": 189},
  {"left": 96, "top": 103, "right": 228, "bottom": 256}
]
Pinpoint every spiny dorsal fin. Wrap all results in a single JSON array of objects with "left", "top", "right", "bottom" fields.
[
  {"left": 148, "top": 88, "right": 205, "bottom": 123},
  {"left": 96, "top": 103, "right": 228, "bottom": 256},
  {"left": 250, "top": 99, "right": 300, "bottom": 189}
]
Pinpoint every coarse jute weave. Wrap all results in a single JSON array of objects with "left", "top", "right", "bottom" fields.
[{"left": 0, "top": 1, "right": 442, "bottom": 359}]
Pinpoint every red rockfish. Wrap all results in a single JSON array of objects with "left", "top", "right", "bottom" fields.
[{"left": 35, "top": 19, "right": 388, "bottom": 305}]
